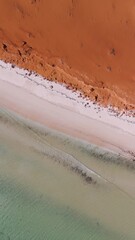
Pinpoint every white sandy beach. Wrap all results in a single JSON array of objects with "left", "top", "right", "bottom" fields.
[{"left": 0, "top": 60, "right": 135, "bottom": 159}]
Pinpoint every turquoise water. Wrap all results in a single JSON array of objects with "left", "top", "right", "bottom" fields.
[{"left": 0, "top": 108, "right": 135, "bottom": 239}]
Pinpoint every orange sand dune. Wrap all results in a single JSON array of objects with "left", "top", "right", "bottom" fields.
[{"left": 0, "top": 0, "right": 135, "bottom": 111}]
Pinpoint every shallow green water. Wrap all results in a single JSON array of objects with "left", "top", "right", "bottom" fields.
[{"left": 0, "top": 108, "right": 135, "bottom": 240}]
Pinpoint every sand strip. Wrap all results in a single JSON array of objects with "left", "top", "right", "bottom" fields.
[{"left": 0, "top": 61, "right": 135, "bottom": 159}]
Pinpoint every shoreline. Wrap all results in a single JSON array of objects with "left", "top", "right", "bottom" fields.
[{"left": 0, "top": 60, "right": 135, "bottom": 160}]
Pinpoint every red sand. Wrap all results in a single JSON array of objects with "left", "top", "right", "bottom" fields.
[{"left": 0, "top": 0, "right": 135, "bottom": 111}]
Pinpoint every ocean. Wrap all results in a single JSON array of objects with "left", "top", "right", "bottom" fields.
[{"left": 0, "top": 108, "right": 135, "bottom": 240}]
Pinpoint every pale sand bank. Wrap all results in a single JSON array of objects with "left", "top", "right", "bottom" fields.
[{"left": 0, "top": 60, "right": 135, "bottom": 159}]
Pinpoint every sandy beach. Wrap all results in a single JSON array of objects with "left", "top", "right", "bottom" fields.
[{"left": 0, "top": 61, "right": 135, "bottom": 159}]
